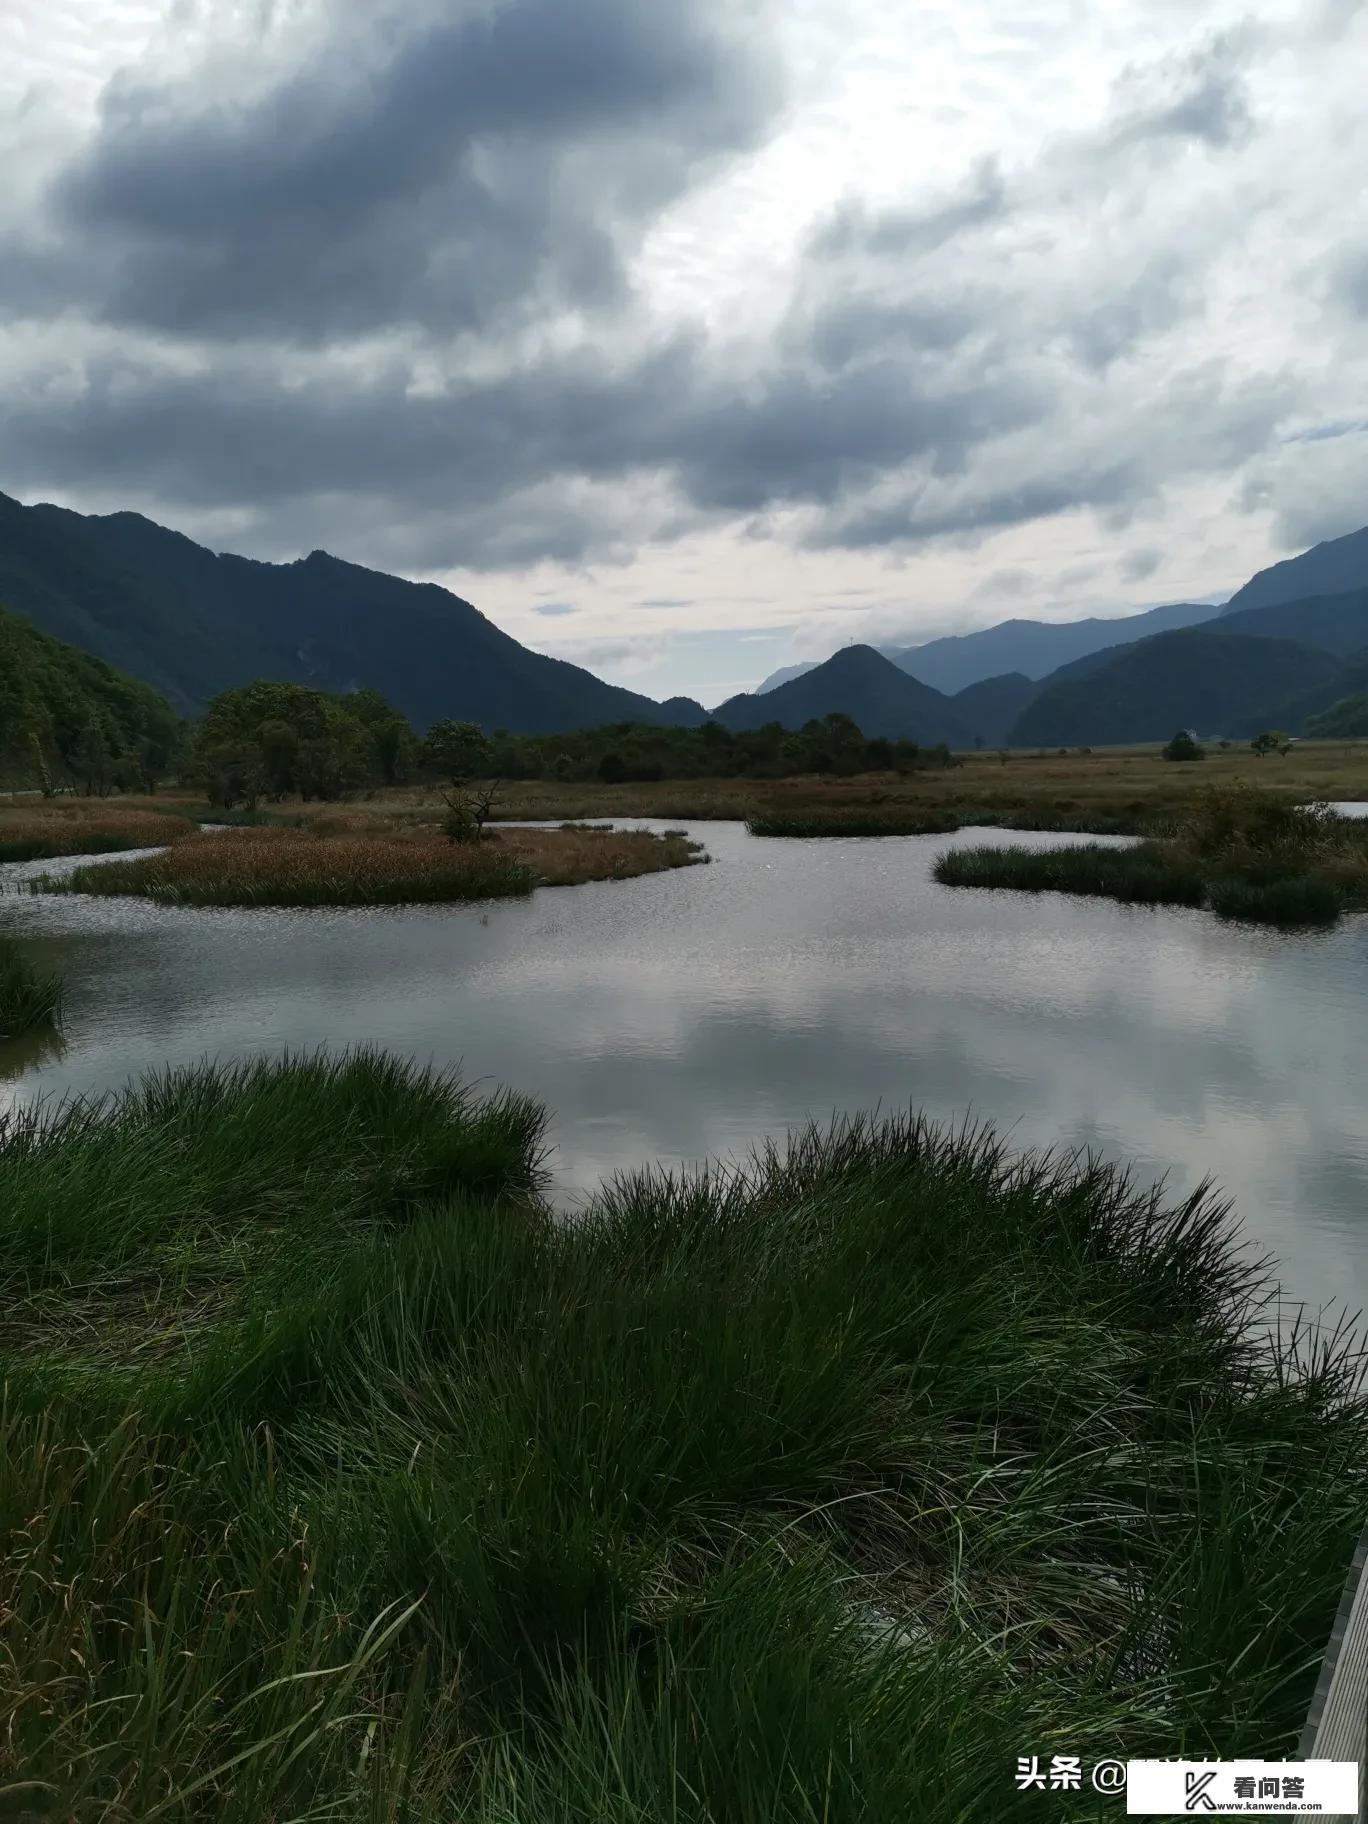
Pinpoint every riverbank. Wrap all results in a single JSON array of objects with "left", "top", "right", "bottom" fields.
[{"left": 4, "top": 1048, "right": 1365, "bottom": 1818}]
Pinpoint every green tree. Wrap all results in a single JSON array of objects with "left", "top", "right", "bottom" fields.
[
  {"left": 1162, "top": 731, "right": 1205, "bottom": 762},
  {"left": 423, "top": 721, "right": 493, "bottom": 785}
]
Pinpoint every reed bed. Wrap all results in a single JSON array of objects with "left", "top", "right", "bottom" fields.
[
  {"left": 31, "top": 824, "right": 707, "bottom": 907},
  {"left": 499, "top": 823, "right": 707, "bottom": 884},
  {"left": 938, "top": 791, "right": 1368, "bottom": 927},
  {"left": 3, "top": 1054, "right": 1365, "bottom": 1819},
  {"left": 746, "top": 807, "right": 961, "bottom": 837},
  {"left": 936, "top": 842, "right": 1208, "bottom": 906},
  {"left": 1208, "top": 876, "right": 1345, "bottom": 928},
  {"left": 0, "top": 935, "right": 63, "bottom": 1035},
  {"left": 0, "top": 803, "right": 196, "bottom": 862}
]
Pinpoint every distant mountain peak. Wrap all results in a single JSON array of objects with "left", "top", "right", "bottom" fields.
[
  {"left": 1222, "top": 523, "right": 1368, "bottom": 616},
  {"left": 713, "top": 642, "right": 970, "bottom": 745}
]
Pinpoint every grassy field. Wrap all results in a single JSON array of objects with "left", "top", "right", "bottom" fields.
[
  {"left": 2, "top": 1049, "right": 1364, "bottom": 1819},
  {"left": 25, "top": 822, "right": 707, "bottom": 909},
  {"left": 473, "top": 739, "right": 1368, "bottom": 828},
  {"left": 6, "top": 741, "right": 1365, "bottom": 846},
  {"left": 936, "top": 790, "right": 1368, "bottom": 928}
]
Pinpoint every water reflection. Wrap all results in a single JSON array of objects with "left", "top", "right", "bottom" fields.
[
  {"left": 1, "top": 818, "right": 1366, "bottom": 1321},
  {"left": 0, "top": 1023, "right": 66, "bottom": 1082}
]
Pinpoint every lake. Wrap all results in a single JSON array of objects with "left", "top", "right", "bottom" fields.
[{"left": 3, "top": 817, "right": 1367, "bottom": 1323}]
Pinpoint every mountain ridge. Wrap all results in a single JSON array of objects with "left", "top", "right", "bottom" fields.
[
  {"left": 0, "top": 490, "right": 706, "bottom": 735},
  {"left": 712, "top": 645, "right": 972, "bottom": 745}
]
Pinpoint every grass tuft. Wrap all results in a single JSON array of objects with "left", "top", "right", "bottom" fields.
[
  {"left": 1208, "top": 876, "right": 1345, "bottom": 928},
  {"left": 935, "top": 842, "right": 1207, "bottom": 906},
  {"left": 3, "top": 1067, "right": 1367, "bottom": 1815},
  {"left": 0, "top": 936, "right": 63, "bottom": 1035}
]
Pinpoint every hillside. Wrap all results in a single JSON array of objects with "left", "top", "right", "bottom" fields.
[
  {"left": 1263, "top": 648, "right": 1368, "bottom": 736},
  {"left": 0, "top": 605, "right": 184, "bottom": 787},
  {"left": 1306, "top": 693, "right": 1368, "bottom": 738},
  {"left": 1223, "top": 525, "right": 1368, "bottom": 615},
  {"left": 756, "top": 661, "right": 819, "bottom": 694},
  {"left": 712, "top": 645, "right": 971, "bottom": 745},
  {"left": 949, "top": 673, "right": 1039, "bottom": 748},
  {"left": 1009, "top": 630, "right": 1345, "bottom": 748},
  {"left": 0, "top": 491, "right": 704, "bottom": 734},
  {"left": 1216, "top": 588, "right": 1368, "bottom": 656}
]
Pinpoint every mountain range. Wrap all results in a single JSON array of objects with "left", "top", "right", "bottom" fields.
[
  {"left": 754, "top": 600, "right": 1221, "bottom": 697},
  {"left": 757, "top": 528, "right": 1368, "bottom": 700},
  {"left": 0, "top": 484, "right": 1366, "bottom": 749},
  {"left": 0, "top": 490, "right": 707, "bottom": 736}
]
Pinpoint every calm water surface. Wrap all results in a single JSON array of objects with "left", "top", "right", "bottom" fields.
[{"left": 2, "top": 818, "right": 1367, "bottom": 1320}]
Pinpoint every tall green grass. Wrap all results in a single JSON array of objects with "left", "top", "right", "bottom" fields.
[
  {"left": 0, "top": 935, "right": 63, "bottom": 1035},
  {"left": 746, "top": 807, "right": 961, "bottom": 837},
  {"left": 4, "top": 1060, "right": 1366, "bottom": 1817},
  {"left": 0, "top": 1049, "right": 547, "bottom": 1374},
  {"left": 1209, "top": 876, "right": 1345, "bottom": 928},
  {"left": 938, "top": 791, "right": 1368, "bottom": 926},
  {"left": 936, "top": 842, "right": 1208, "bottom": 906}
]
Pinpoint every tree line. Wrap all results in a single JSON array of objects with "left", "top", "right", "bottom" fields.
[{"left": 195, "top": 686, "right": 961, "bottom": 809}]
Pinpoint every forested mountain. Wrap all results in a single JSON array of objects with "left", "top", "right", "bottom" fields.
[
  {"left": 1216, "top": 588, "right": 1368, "bottom": 655},
  {"left": 0, "top": 491, "right": 706, "bottom": 734},
  {"left": 1009, "top": 630, "right": 1346, "bottom": 747},
  {"left": 948, "top": 673, "right": 1039, "bottom": 747},
  {"left": 1306, "top": 692, "right": 1368, "bottom": 738},
  {"left": 1223, "top": 526, "right": 1368, "bottom": 615},
  {"left": 1265, "top": 648, "right": 1368, "bottom": 737},
  {"left": 712, "top": 646, "right": 970, "bottom": 745},
  {"left": 0, "top": 605, "right": 185, "bottom": 789}
]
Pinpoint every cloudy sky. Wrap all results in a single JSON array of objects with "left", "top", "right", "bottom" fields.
[{"left": 2, "top": 0, "right": 1366, "bottom": 704}]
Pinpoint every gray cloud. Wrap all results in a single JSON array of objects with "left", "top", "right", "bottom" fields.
[
  {"left": 1120, "top": 547, "right": 1163, "bottom": 582},
  {"left": 7, "top": 0, "right": 779, "bottom": 345},
  {"left": 532, "top": 601, "right": 577, "bottom": 617},
  {"left": 1103, "top": 35, "right": 1255, "bottom": 152},
  {"left": 0, "top": 2, "right": 1355, "bottom": 603},
  {"left": 1335, "top": 249, "right": 1368, "bottom": 317},
  {"left": 809, "top": 157, "right": 1006, "bottom": 261}
]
